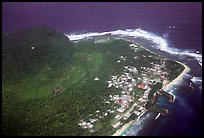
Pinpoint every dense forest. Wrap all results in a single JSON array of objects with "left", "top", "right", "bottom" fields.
[{"left": 2, "top": 27, "right": 184, "bottom": 136}]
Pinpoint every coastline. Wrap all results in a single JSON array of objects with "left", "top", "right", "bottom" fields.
[
  {"left": 162, "top": 61, "right": 190, "bottom": 91},
  {"left": 119, "top": 37, "right": 165, "bottom": 59},
  {"left": 112, "top": 61, "right": 190, "bottom": 136},
  {"left": 112, "top": 120, "right": 135, "bottom": 136},
  {"left": 112, "top": 110, "right": 147, "bottom": 136}
]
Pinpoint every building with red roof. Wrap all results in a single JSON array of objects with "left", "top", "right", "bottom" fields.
[{"left": 137, "top": 84, "right": 145, "bottom": 89}]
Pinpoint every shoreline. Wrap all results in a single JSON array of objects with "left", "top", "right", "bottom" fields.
[
  {"left": 108, "top": 39, "right": 190, "bottom": 136},
  {"left": 112, "top": 61, "right": 190, "bottom": 136},
  {"left": 71, "top": 37, "right": 191, "bottom": 136},
  {"left": 119, "top": 37, "right": 165, "bottom": 59},
  {"left": 112, "top": 110, "right": 147, "bottom": 136},
  {"left": 162, "top": 61, "right": 190, "bottom": 91},
  {"left": 112, "top": 120, "right": 135, "bottom": 136}
]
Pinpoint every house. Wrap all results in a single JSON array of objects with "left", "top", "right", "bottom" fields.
[
  {"left": 89, "top": 118, "right": 97, "bottom": 123},
  {"left": 122, "top": 91, "right": 126, "bottom": 94},
  {"left": 112, "top": 121, "right": 121, "bottom": 128},
  {"left": 134, "top": 111, "right": 141, "bottom": 116},
  {"left": 117, "top": 107, "right": 126, "bottom": 113},
  {"left": 115, "top": 114, "right": 120, "bottom": 119},
  {"left": 94, "top": 77, "right": 99, "bottom": 81},
  {"left": 144, "top": 85, "right": 148, "bottom": 89},
  {"left": 130, "top": 44, "right": 137, "bottom": 47},
  {"left": 110, "top": 110, "right": 115, "bottom": 113},
  {"left": 123, "top": 112, "right": 132, "bottom": 120},
  {"left": 112, "top": 95, "right": 120, "bottom": 101},
  {"left": 137, "top": 84, "right": 145, "bottom": 89},
  {"left": 124, "top": 104, "right": 129, "bottom": 108},
  {"left": 116, "top": 99, "right": 122, "bottom": 104},
  {"left": 87, "top": 122, "right": 93, "bottom": 129},
  {"left": 160, "top": 76, "right": 165, "bottom": 81},
  {"left": 105, "top": 101, "right": 110, "bottom": 104},
  {"left": 104, "top": 113, "right": 108, "bottom": 116},
  {"left": 108, "top": 83, "right": 113, "bottom": 88},
  {"left": 138, "top": 98, "right": 146, "bottom": 103},
  {"left": 139, "top": 106, "right": 145, "bottom": 111}
]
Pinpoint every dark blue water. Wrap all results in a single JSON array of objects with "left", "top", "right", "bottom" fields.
[
  {"left": 2, "top": 2, "right": 202, "bottom": 136},
  {"left": 2, "top": 2, "right": 202, "bottom": 52},
  {"left": 126, "top": 78, "right": 202, "bottom": 136}
]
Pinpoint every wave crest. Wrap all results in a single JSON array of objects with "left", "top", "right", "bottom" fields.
[
  {"left": 191, "top": 77, "right": 202, "bottom": 84},
  {"left": 65, "top": 28, "right": 202, "bottom": 66}
]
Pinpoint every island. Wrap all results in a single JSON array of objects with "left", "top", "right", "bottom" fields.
[{"left": 2, "top": 27, "right": 190, "bottom": 136}]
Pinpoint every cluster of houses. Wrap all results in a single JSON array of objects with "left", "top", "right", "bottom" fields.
[
  {"left": 78, "top": 43, "right": 170, "bottom": 133},
  {"left": 109, "top": 93, "right": 133, "bottom": 113},
  {"left": 117, "top": 55, "right": 127, "bottom": 63},
  {"left": 105, "top": 50, "right": 170, "bottom": 129},
  {"left": 124, "top": 66, "right": 138, "bottom": 74},
  {"left": 129, "top": 43, "right": 139, "bottom": 52},
  {"left": 142, "top": 88, "right": 151, "bottom": 100},
  {"left": 111, "top": 101, "right": 147, "bottom": 129},
  {"left": 78, "top": 108, "right": 116, "bottom": 132},
  {"left": 78, "top": 120, "right": 94, "bottom": 133},
  {"left": 140, "top": 61, "right": 168, "bottom": 84},
  {"left": 107, "top": 73, "right": 137, "bottom": 91}
]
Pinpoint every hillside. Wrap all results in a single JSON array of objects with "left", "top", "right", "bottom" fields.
[
  {"left": 2, "top": 26, "right": 74, "bottom": 136},
  {"left": 2, "top": 28, "right": 184, "bottom": 136},
  {"left": 2, "top": 26, "right": 74, "bottom": 84}
]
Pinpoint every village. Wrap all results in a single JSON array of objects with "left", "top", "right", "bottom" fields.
[{"left": 78, "top": 43, "right": 169, "bottom": 133}]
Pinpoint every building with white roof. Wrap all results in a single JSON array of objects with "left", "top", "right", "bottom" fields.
[
  {"left": 94, "top": 77, "right": 99, "bottom": 81},
  {"left": 117, "top": 107, "right": 126, "bottom": 113},
  {"left": 112, "top": 121, "right": 121, "bottom": 128},
  {"left": 115, "top": 114, "right": 120, "bottom": 119}
]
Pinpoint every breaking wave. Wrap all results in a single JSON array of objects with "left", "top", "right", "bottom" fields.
[
  {"left": 65, "top": 28, "right": 202, "bottom": 66},
  {"left": 125, "top": 113, "right": 151, "bottom": 136},
  {"left": 184, "top": 74, "right": 202, "bottom": 85},
  {"left": 191, "top": 77, "right": 202, "bottom": 84}
]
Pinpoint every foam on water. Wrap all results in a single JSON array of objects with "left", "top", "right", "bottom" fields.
[
  {"left": 191, "top": 77, "right": 202, "bottom": 85},
  {"left": 65, "top": 29, "right": 202, "bottom": 136},
  {"left": 125, "top": 113, "right": 151, "bottom": 136},
  {"left": 65, "top": 28, "right": 202, "bottom": 66}
]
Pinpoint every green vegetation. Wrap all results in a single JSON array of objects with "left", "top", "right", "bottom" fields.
[
  {"left": 2, "top": 26, "right": 74, "bottom": 84},
  {"left": 133, "top": 88, "right": 145, "bottom": 100},
  {"left": 2, "top": 27, "right": 184, "bottom": 136},
  {"left": 148, "top": 82, "right": 162, "bottom": 100},
  {"left": 165, "top": 60, "right": 185, "bottom": 81},
  {"left": 145, "top": 82, "right": 162, "bottom": 109}
]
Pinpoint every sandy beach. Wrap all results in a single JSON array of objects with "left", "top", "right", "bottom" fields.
[
  {"left": 112, "top": 120, "right": 135, "bottom": 136},
  {"left": 162, "top": 61, "right": 190, "bottom": 91},
  {"left": 112, "top": 110, "right": 147, "bottom": 136},
  {"left": 112, "top": 61, "right": 190, "bottom": 136}
]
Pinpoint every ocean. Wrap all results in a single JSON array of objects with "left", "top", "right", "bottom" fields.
[{"left": 2, "top": 2, "right": 202, "bottom": 136}]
